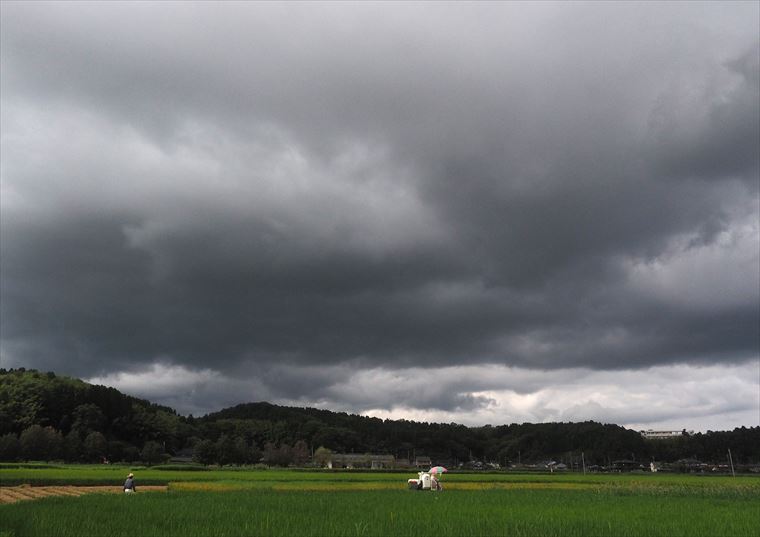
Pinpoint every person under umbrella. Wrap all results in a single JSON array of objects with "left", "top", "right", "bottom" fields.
[{"left": 429, "top": 466, "right": 447, "bottom": 491}]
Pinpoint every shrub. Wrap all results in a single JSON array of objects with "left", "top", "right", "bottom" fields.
[
  {"left": 83, "top": 432, "right": 108, "bottom": 462},
  {"left": 0, "top": 433, "right": 20, "bottom": 461}
]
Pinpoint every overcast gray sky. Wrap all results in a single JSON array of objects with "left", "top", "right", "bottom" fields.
[{"left": 2, "top": 1, "right": 758, "bottom": 431}]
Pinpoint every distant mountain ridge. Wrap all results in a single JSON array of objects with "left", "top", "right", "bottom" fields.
[{"left": 1, "top": 368, "right": 758, "bottom": 466}]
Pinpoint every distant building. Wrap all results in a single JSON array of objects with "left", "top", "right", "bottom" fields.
[
  {"left": 414, "top": 456, "right": 432, "bottom": 468},
  {"left": 546, "top": 462, "right": 567, "bottom": 472},
  {"left": 675, "top": 458, "right": 707, "bottom": 472},
  {"left": 611, "top": 460, "right": 645, "bottom": 472},
  {"left": 640, "top": 429, "right": 694, "bottom": 439},
  {"left": 169, "top": 448, "right": 195, "bottom": 463},
  {"left": 326, "top": 453, "right": 396, "bottom": 469}
]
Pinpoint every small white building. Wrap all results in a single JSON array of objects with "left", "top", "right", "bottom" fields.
[
  {"left": 326, "top": 453, "right": 396, "bottom": 469},
  {"left": 639, "top": 429, "right": 694, "bottom": 439}
]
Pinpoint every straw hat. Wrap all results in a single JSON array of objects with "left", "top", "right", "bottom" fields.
[{"left": 127, "top": 473, "right": 134, "bottom": 478}]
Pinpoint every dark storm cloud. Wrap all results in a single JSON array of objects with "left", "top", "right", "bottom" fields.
[{"left": 1, "top": 1, "right": 758, "bottom": 414}]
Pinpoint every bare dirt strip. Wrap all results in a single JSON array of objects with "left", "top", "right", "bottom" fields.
[{"left": 0, "top": 485, "right": 168, "bottom": 504}]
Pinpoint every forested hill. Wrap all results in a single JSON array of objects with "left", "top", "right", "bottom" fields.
[
  {"left": 200, "top": 401, "right": 650, "bottom": 464},
  {"left": 0, "top": 368, "right": 188, "bottom": 461},
  {"left": 0, "top": 368, "right": 179, "bottom": 436},
  {"left": 1, "top": 368, "right": 759, "bottom": 466}
]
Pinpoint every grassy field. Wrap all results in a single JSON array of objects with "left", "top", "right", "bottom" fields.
[{"left": 1, "top": 464, "right": 759, "bottom": 537}]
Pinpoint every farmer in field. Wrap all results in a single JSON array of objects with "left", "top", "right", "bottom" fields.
[{"left": 123, "top": 472, "right": 136, "bottom": 493}]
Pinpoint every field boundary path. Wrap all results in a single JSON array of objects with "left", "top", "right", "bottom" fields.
[{"left": 0, "top": 485, "right": 168, "bottom": 504}]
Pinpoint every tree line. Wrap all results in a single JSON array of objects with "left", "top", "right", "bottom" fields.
[{"left": 1, "top": 369, "right": 758, "bottom": 467}]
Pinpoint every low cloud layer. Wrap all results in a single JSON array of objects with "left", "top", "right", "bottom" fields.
[
  {"left": 2, "top": 2, "right": 758, "bottom": 429},
  {"left": 88, "top": 361, "right": 759, "bottom": 432}
]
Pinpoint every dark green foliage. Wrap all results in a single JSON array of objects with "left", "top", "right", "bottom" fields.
[
  {"left": 233, "top": 436, "right": 250, "bottom": 464},
  {"left": 71, "top": 403, "right": 106, "bottom": 436},
  {"left": 0, "top": 432, "right": 20, "bottom": 461},
  {"left": 106, "top": 440, "right": 129, "bottom": 462},
  {"left": 249, "top": 442, "right": 263, "bottom": 465},
  {"left": 63, "top": 431, "right": 82, "bottom": 462},
  {"left": 0, "top": 368, "right": 181, "bottom": 448},
  {"left": 646, "top": 426, "right": 760, "bottom": 464},
  {"left": 83, "top": 431, "right": 108, "bottom": 462},
  {"left": 215, "top": 434, "right": 238, "bottom": 465},
  {"left": 193, "top": 439, "right": 217, "bottom": 466},
  {"left": 122, "top": 445, "right": 141, "bottom": 463},
  {"left": 141, "top": 441, "right": 166, "bottom": 465},
  {"left": 19, "top": 425, "right": 62, "bottom": 461}
]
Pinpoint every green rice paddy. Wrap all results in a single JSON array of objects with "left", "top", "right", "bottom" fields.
[{"left": 1, "top": 464, "right": 759, "bottom": 537}]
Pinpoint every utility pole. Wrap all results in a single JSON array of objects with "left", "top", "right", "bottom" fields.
[
  {"left": 728, "top": 449, "right": 736, "bottom": 478},
  {"left": 582, "top": 452, "right": 586, "bottom": 475}
]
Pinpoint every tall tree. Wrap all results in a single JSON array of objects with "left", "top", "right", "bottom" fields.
[
  {"left": 83, "top": 431, "right": 108, "bottom": 462},
  {"left": 71, "top": 404, "right": 106, "bottom": 436},
  {"left": 19, "top": 425, "right": 61, "bottom": 461},
  {"left": 193, "top": 440, "right": 217, "bottom": 466},
  {"left": 313, "top": 446, "right": 332, "bottom": 468},
  {"left": 215, "top": 434, "right": 238, "bottom": 465},
  {"left": 141, "top": 441, "right": 165, "bottom": 465},
  {"left": 63, "top": 431, "right": 83, "bottom": 462},
  {"left": 292, "top": 440, "right": 310, "bottom": 466}
]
